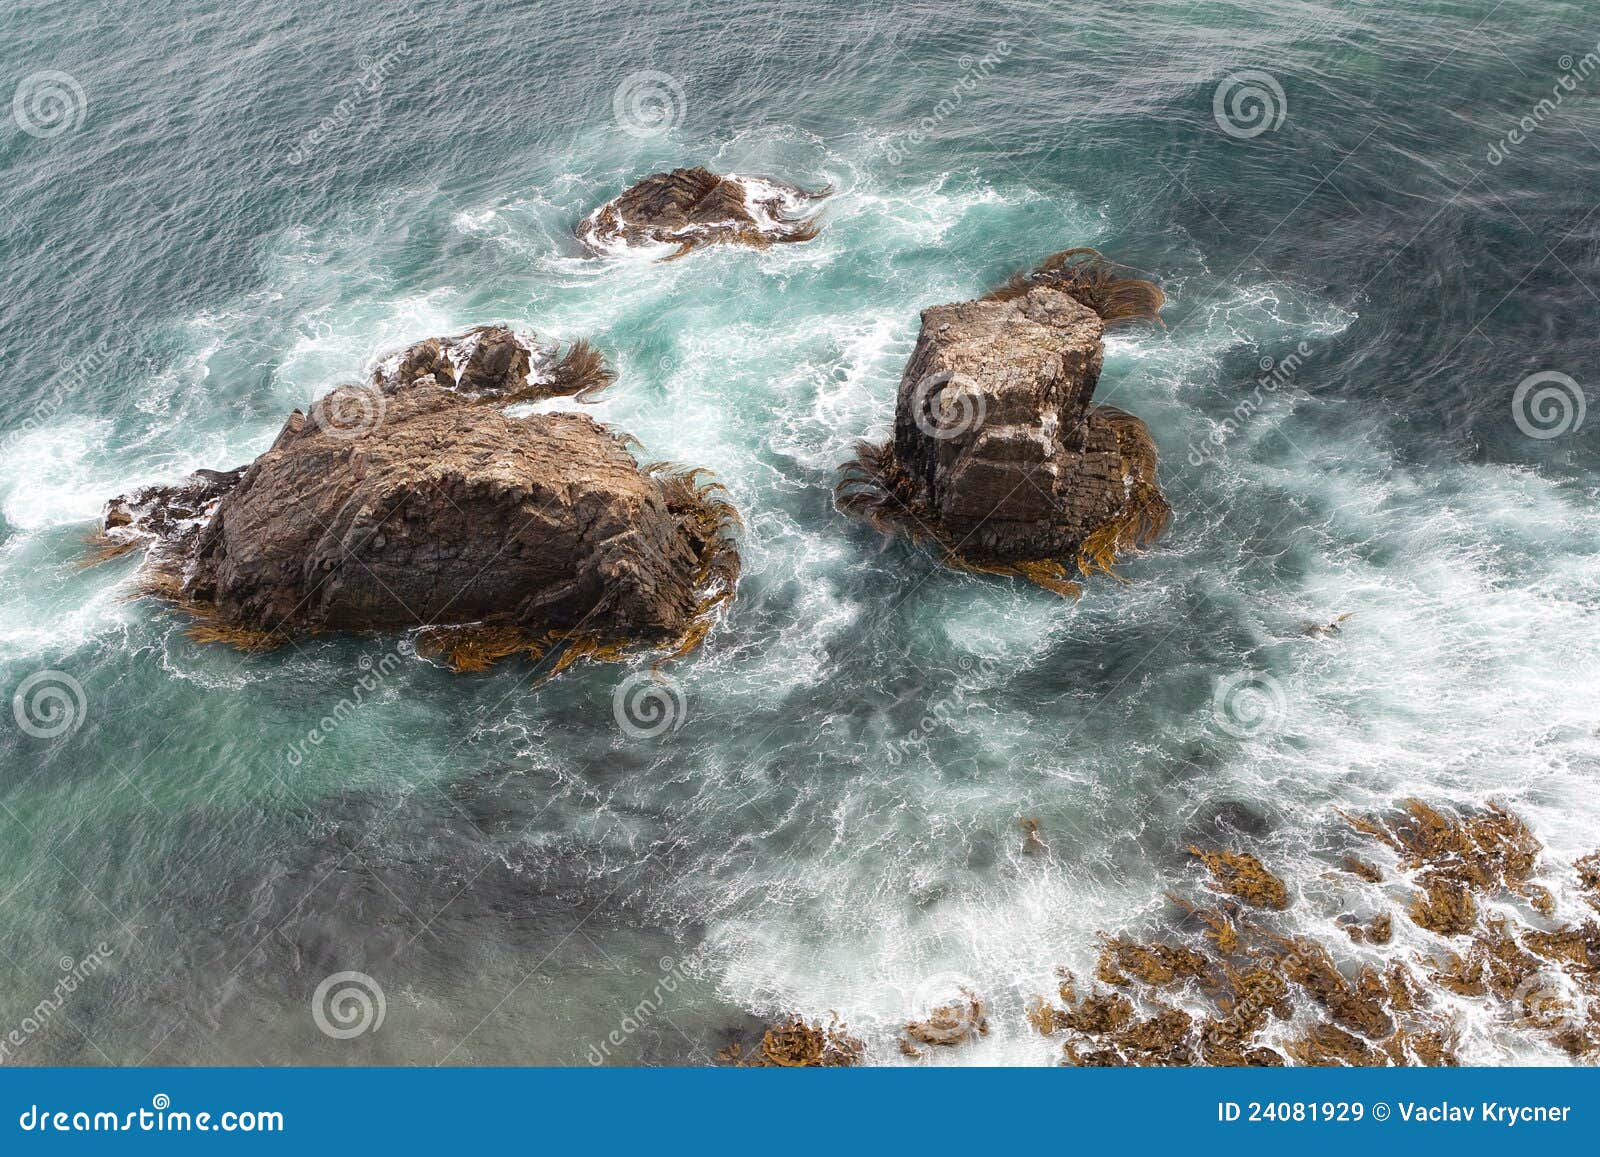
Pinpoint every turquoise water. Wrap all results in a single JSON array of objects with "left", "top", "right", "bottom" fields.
[{"left": 2, "top": 0, "right": 1598, "bottom": 1064}]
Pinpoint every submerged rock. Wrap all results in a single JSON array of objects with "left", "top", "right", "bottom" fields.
[
  {"left": 577, "top": 166, "right": 829, "bottom": 260},
  {"left": 836, "top": 250, "right": 1170, "bottom": 597},
  {"left": 99, "top": 336, "right": 738, "bottom": 668}
]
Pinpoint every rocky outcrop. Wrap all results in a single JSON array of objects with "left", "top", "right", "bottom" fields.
[
  {"left": 100, "top": 333, "right": 738, "bottom": 669},
  {"left": 578, "top": 167, "right": 829, "bottom": 259},
  {"left": 99, "top": 466, "right": 246, "bottom": 568},
  {"left": 836, "top": 250, "right": 1169, "bottom": 597},
  {"left": 371, "top": 325, "right": 611, "bottom": 403}
]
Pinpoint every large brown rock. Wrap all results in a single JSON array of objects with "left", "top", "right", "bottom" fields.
[
  {"left": 837, "top": 262, "right": 1169, "bottom": 594},
  {"left": 102, "top": 357, "right": 738, "bottom": 665},
  {"left": 578, "top": 167, "right": 828, "bottom": 259}
]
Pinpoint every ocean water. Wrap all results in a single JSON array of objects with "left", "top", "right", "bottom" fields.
[{"left": 1, "top": 0, "right": 1598, "bottom": 1065}]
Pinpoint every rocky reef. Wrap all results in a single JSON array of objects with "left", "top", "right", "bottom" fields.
[
  {"left": 721, "top": 801, "right": 1598, "bottom": 1067},
  {"left": 1029, "top": 800, "right": 1600, "bottom": 1066},
  {"left": 578, "top": 167, "right": 829, "bottom": 260},
  {"left": 836, "top": 249, "right": 1170, "bottom": 597},
  {"left": 99, "top": 327, "right": 739, "bottom": 670}
]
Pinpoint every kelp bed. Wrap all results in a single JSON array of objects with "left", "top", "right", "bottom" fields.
[
  {"left": 716, "top": 1016, "right": 865, "bottom": 1067},
  {"left": 1031, "top": 800, "right": 1599, "bottom": 1066},
  {"left": 731, "top": 801, "right": 1599, "bottom": 1066}
]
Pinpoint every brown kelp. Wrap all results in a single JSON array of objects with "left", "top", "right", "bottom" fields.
[
  {"left": 900, "top": 988, "right": 990, "bottom": 1056},
  {"left": 1072, "top": 407, "right": 1174, "bottom": 582},
  {"left": 542, "top": 338, "right": 615, "bottom": 402},
  {"left": 1188, "top": 847, "right": 1291, "bottom": 909},
  {"left": 1339, "top": 799, "right": 1554, "bottom": 924},
  {"left": 1029, "top": 804, "right": 1600, "bottom": 1066},
  {"left": 981, "top": 247, "right": 1165, "bottom": 327},
  {"left": 717, "top": 1015, "right": 865, "bottom": 1067}
]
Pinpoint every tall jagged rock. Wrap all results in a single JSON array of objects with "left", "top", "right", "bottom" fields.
[{"left": 837, "top": 251, "right": 1169, "bottom": 595}]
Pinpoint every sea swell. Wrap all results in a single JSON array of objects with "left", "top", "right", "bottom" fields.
[{"left": 0, "top": 0, "right": 1597, "bottom": 1067}]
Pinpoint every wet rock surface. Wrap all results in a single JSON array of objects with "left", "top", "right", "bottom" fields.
[
  {"left": 371, "top": 324, "right": 612, "bottom": 403},
  {"left": 837, "top": 251, "right": 1170, "bottom": 597},
  {"left": 100, "top": 466, "right": 247, "bottom": 567},
  {"left": 578, "top": 166, "right": 828, "bottom": 259}
]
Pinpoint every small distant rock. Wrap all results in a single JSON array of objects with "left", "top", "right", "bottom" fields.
[
  {"left": 1302, "top": 611, "right": 1356, "bottom": 638},
  {"left": 578, "top": 167, "right": 829, "bottom": 260},
  {"left": 1020, "top": 817, "right": 1050, "bottom": 856},
  {"left": 900, "top": 987, "right": 989, "bottom": 1055}
]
